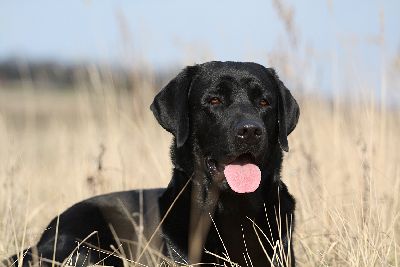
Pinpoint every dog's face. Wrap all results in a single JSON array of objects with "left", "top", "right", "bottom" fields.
[{"left": 151, "top": 61, "right": 299, "bottom": 193}]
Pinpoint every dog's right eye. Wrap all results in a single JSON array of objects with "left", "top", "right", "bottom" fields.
[
  {"left": 259, "top": 99, "right": 270, "bottom": 107},
  {"left": 209, "top": 97, "right": 222, "bottom": 105}
]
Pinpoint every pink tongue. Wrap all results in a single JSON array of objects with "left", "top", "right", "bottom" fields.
[{"left": 223, "top": 163, "right": 261, "bottom": 193}]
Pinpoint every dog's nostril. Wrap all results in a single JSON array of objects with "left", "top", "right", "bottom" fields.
[
  {"left": 237, "top": 127, "right": 248, "bottom": 137},
  {"left": 254, "top": 127, "right": 262, "bottom": 136}
]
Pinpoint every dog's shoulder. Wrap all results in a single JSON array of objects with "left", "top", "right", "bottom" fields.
[{"left": 275, "top": 181, "right": 296, "bottom": 217}]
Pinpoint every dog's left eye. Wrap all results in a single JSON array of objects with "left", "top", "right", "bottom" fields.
[
  {"left": 209, "top": 97, "right": 222, "bottom": 105},
  {"left": 259, "top": 99, "right": 270, "bottom": 107}
]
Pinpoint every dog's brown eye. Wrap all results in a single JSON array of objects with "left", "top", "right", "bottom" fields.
[
  {"left": 259, "top": 99, "right": 269, "bottom": 107},
  {"left": 210, "top": 97, "right": 222, "bottom": 105}
]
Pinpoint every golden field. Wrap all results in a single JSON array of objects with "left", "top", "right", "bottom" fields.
[{"left": 0, "top": 66, "right": 399, "bottom": 266}]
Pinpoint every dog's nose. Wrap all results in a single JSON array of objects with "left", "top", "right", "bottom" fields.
[{"left": 235, "top": 120, "right": 263, "bottom": 142}]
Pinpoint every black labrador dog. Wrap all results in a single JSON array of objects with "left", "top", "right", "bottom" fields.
[{"left": 6, "top": 61, "right": 299, "bottom": 267}]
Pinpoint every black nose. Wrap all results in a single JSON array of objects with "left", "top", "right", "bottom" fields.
[{"left": 235, "top": 120, "right": 263, "bottom": 142}]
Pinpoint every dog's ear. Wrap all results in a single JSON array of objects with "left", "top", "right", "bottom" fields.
[
  {"left": 267, "top": 68, "right": 300, "bottom": 152},
  {"left": 150, "top": 66, "right": 198, "bottom": 148}
]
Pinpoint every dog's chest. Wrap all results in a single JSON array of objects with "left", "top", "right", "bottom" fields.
[{"left": 203, "top": 210, "right": 271, "bottom": 266}]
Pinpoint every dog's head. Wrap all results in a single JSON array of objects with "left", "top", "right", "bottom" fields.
[{"left": 151, "top": 61, "right": 299, "bottom": 193}]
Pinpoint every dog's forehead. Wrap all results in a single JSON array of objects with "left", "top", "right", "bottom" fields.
[{"left": 194, "top": 62, "right": 274, "bottom": 92}]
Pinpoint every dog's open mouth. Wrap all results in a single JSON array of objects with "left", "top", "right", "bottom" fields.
[{"left": 207, "top": 153, "right": 261, "bottom": 193}]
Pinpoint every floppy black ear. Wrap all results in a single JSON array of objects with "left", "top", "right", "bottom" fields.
[
  {"left": 150, "top": 66, "right": 198, "bottom": 148},
  {"left": 267, "top": 68, "right": 300, "bottom": 152}
]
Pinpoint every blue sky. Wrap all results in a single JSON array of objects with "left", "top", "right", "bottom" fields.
[
  {"left": 1, "top": 1, "right": 398, "bottom": 64},
  {"left": 0, "top": 0, "right": 399, "bottom": 96}
]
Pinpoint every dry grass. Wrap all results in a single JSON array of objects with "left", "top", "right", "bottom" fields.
[{"left": 0, "top": 64, "right": 398, "bottom": 266}]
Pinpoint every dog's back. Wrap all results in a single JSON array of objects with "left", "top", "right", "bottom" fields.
[{"left": 7, "top": 188, "right": 166, "bottom": 267}]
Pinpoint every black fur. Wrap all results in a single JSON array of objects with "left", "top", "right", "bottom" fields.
[{"left": 5, "top": 61, "right": 299, "bottom": 267}]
